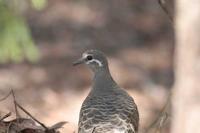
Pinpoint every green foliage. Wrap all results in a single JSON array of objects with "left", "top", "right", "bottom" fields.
[
  {"left": 31, "top": 0, "right": 47, "bottom": 10},
  {"left": 0, "top": 1, "right": 39, "bottom": 63}
]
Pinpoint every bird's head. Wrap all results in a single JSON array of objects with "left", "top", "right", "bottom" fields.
[{"left": 73, "top": 50, "right": 109, "bottom": 72}]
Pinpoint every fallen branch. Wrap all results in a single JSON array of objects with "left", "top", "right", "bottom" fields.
[{"left": 0, "top": 90, "right": 67, "bottom": 133}]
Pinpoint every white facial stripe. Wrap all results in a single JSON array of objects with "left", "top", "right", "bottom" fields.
[
  {"left": 83, "top": 53, "right": 103, "bottom": 67},
  {"left": 86, "top": 59, "right": 103, "bottom": 67}
]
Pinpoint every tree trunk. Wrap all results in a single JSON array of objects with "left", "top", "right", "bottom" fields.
[{"left": 172, "top": 0, "right": 200, "bottom": 132}]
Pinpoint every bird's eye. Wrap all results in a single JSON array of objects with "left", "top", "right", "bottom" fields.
[{"left": 86, "top": 55, "right": 93, "bottom": 61}]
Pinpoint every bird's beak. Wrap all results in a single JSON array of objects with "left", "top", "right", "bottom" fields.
[{"left": 73, "top": 57, "right": 85, "bottom": 66}]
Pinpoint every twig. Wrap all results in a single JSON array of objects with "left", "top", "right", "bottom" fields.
[
  {"left": 156, "top": 112, "right": 169, "bottom": 133},
  {"left": 11, "top": 90, "right": 20, "bottom": 118},
  {"left": 15, "top": 102, "right": 49, "bottom": 130},
  {"left": 6, "top": 122, "right": 12, "bottom": 133},
  {"left": 91, "top": 127, "right": 96, "bottom": 133},
  {"left": 0, "top": 90, "right": 12, "bottom": 102},
  {"left": 158, "top": 0, "right": 173, "bottom": 23},
  {"left": 49, "top": 121, "right": 68, "bottom": 130},
  {"left": 0, "top": 112, "right": 11, "bottom": 121}
]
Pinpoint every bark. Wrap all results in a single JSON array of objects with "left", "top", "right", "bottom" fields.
[{"left": 172, "top": 0, "right": 200, "bottom": 132}]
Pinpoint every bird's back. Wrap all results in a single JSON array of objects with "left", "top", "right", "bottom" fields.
[{"left": 78, "top": 86, "right": 139, "bottom": 133}]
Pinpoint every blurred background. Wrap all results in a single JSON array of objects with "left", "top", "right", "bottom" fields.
[{"left": 0, "top": 0, "right": 174, "bottom": 132}]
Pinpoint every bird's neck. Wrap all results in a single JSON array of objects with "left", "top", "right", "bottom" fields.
[{"left": 92, "top": 68, "right": 117, "bottom": 90}]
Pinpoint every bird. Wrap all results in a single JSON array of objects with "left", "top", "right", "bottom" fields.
[{"left": 73, "top": 50, "right": 139, "bottom": 133}]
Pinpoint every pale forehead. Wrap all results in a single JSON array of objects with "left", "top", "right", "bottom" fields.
[{"left": 82, "top": 53, "right": 91, "bottom": 58}]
